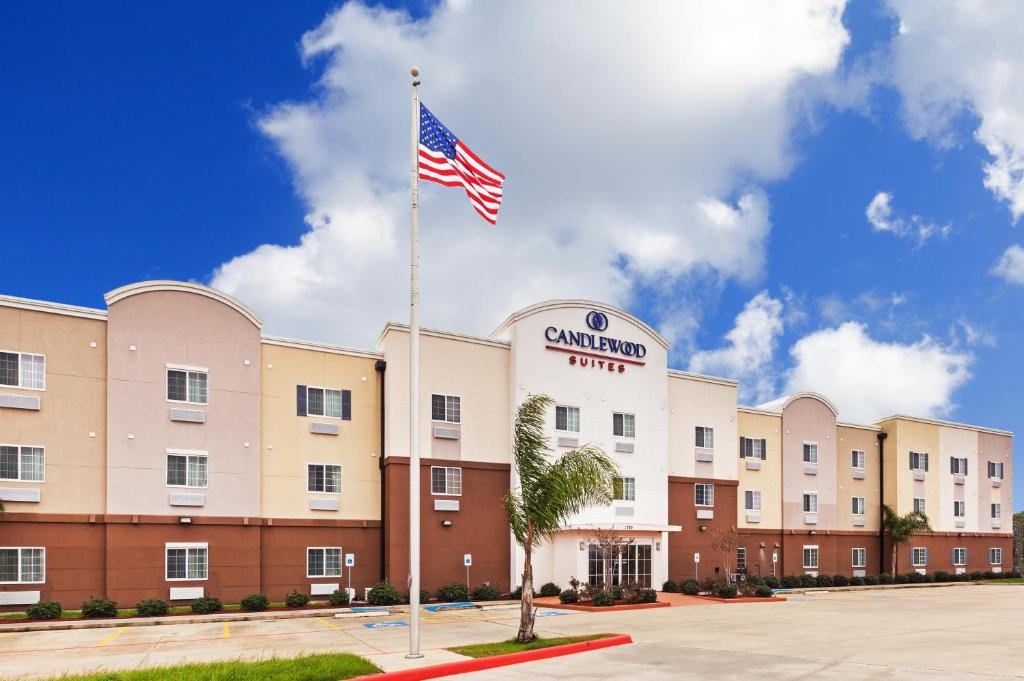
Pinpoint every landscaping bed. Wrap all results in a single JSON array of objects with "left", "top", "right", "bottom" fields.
[
  {"left": 42, "top": 653, "right": 380, "bottom": 680},
  {"left": 544, "top": 599, "right": 670, "bottom": 612},
  {"left": 449, "top": 633, "right": 614, "bottom": 658},
  {"left": 693, "top": 594, "right": 786, "bottom": 604}
]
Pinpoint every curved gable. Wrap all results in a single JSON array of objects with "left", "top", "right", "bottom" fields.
[{"left": 105, "top": 280, "right": 262, "bottom": 328}]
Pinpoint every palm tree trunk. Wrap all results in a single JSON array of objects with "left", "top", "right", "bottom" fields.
[{"left": 517, "top": 525, "right": 536, "bottom": 643}]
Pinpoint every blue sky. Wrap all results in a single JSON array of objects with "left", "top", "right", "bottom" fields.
[{"left": 2, "top": 1, "right": 1022, "bottom": 508}]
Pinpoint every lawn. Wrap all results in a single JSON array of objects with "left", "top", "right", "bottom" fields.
[
  {"left": 448, "top": 634, "right": 612, "bottom": 658},
  {"left": 982, "top": 577, "right": 1024, "bottom": 585},
  {"left": 44, "top": 653, "right": 379, "bottom": 680}
]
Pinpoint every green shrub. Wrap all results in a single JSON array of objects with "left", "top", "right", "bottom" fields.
[
  {"left": 437, "top": 583, "right": 469, "bottom": 602},
  {"left": 404, "top": 589, "right": 429, "bottom": 605},
  {"left": 558, "top": 589, "right": 579, "bottom": 604},
  {"left": 26, "top": 600, "right": 62, "bottom": 620},
  {"left": 591, "top": 589, "right": 615, "bottom": 607},
  {"left": 894, "top": 574, "right": 910, "bottom": 584},
  {"left": 680, "top": 579, "right": 699, "bottom": 596},
  {"left": 934, "top": 570, "right": 951, "bottom": 582},
  {"left": 952, "top": 572, "right": 969, "bottom": 582},
  {"left": 367, "top": 582, "right": 401, "bottom": 606},
  {"left": 191, "top": 596, "right": 222, "bottom": 614},
  {"left": 832, "top": 574, "right": 848, "bottom": 586},
  {"left": 969, "top": 571, "right": 983, "bottom": 580},
  {"left": 755, "top": 586, "right": 773, "bottom": 598},
  {"left": 781, "top": 575, "right": 800, "bottom": 589},
  {"left": 609, "top": 584, "right": 623, "bottom": 600},
  {"left": 539, "top": 582, "right": 561, "bottom": 597},
  {"left": 471, "top": 584, "right": 500, "bottom": 601},
  {"left": 864, "top": 575, "right": 880, "bottom": 585},
  {"left": 815, "top": 574, "right": 833, "bottom": 587},
  {"left": 284, "top": 590, "right": 310, "bottom": 608},
  {"left": 907, "top": 571, "right": 925, "bottom": 583},
  {"left": 799, "top": 574, "right": 817, "bottom": 588},
  {"left": 81, "top": 596, "right": 118, "bottom": 619},
  {"left": 877, "top": 573, "right": 893, "bottom": 584},
  {"left": 762, "top": 575, "right": 780, "bottom": 589},
  {"left": 984, "top": 571, "right": 998, "bottom": 580},
  {"left": 136, "top": 599, "right": 169, "bottom": 617},
  {"left": 329, "top": 589, "right": 350, "bottom": 607},
  {"left": 849, "top": 576, "right": 865, "bottom": 586},
  {"left": 662, "top": 579, "right": 678, "bottom": 593},
  {"left": 700, "top": 577, "right": 728, "bottom": 593},
  {"left": 717, "top": 585, "right": 738, "bottom": 599},
  {"left": 640, "top": 588, "right": 657, "bottom": 603},
  {"left": 240, "top": 594, "right": 270, "bottom": 612},
  {"left": 923, "top": 572, "right": 936, "bottom": 583},
  {"left": 745, "top": 575, "right": 763, "bottom": 588}
]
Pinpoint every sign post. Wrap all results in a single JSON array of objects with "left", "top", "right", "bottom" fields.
[
  {"left": 345, "top": 553, "right": 355, "bottom": 596},
  {"left": 694, "top": 552, "right": 700, "bottom": 582},
  {"left": 771, "top": 551, "right": 778, "bottom": 577},
  {"left": 464, "top": 554, "right": 472, "bottom": 591}
]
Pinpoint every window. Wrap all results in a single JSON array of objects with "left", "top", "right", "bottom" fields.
[
  {"left": 736, "top": 547, "right": 747, "bottom": 572},
  {"left": 989, "top": 547, "right": 1003, "bottom": 565},
  {"left": 852, "top": 496, "right": 865, "bottom": 515},
  {"left": 612, "top": 412, "right": 635, "bottom": 438},
  {"left": 913, "top": 497, "right": 926, "bottom": 514},
  {"left": 694, "top": 483, "right": 714, "bottom": 507},
  {"left": 167, "top": 368, "right": 207, "bottom": 404},
  {"left": 166, "top": 544, "right": 207, "bottom": 581},
  {"left": 988, "top": 461, "right": 1005, "bottom": 479},
  {"left": 431, "top": 394, "right": 460, "bottom": 423},
  {"left": 166, "top": 451, "right": 207, "bottom": 488},
  {"left": 803, "top": 492, "right": 818, "bottom": 513},
  {"left": 307, "top": 547, "right": 342, "bottom": 577},
  {"left": 0, "top": 351, "right": 45, "bottom": 390},
  {"left": 991, "top": 503, "right": 1001, "bottom": 519},
  {"left": 911, "top": 547, "right": 928, "bottom": 567},
  {"left": 307, "top": 464, "right": 341, "bottom": 494},
  {"left": 952, "top": 547, "right": 966, "bottom": 566},
  {"left": 950, "top": 457, "right": 968, "bottom": 475},
  {"left": 740, "top": 437, "right": 766, "bottom": 460},
  {"left": 587, "top": 544, "right": 652, "bottom": 588},
  {"left": 695, "top": 426, "right": 714, "bottom": 448},
  {"left": 851, "top": 450, "right": 865, "bottom": 469},
  {"left": 803, "top": 443, "right": 818, "bottom": 464},
  {"left": 803, "top": 546, "right": 819, "bottom": 569},
  {"left": 297, "top": 385, "right": 351, "bottom": 420},
  {"left": 744, "top": 490, "right": 762, "bottom": 511},
  {"left": 0, "top": 547, "right": 44, "bottom": 584},
  {"left": 431, "top": 466, "right": 462, "bottom": 495},
  {"left": 852, "top": 548, "right": 866, "bottom": 568},
  {"left": 0, "top": 445, "right": 44, "bottom": 482},
  {"left": 953, "top": 500, "right": 965, "bottom": 518},
  {"left": 612, "top": 476, "right": 635, "bottom": 502},
  {"left": 909, "top": 451, "right": 928, "bottom": 472},
  {"left": 555, "top": 405, "right": 580, "bottom": 433}
]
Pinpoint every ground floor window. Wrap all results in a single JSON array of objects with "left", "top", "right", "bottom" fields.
[
  {"left": 0, "top": 547, "right": 44, "bottom": 584},
  {"left": 953, "top": 547, "right": 966, "bottom": 566},
  {"left": 736, "top": 547, "right": 747, "bottom": 572},
  {"left": 802, "top": 545, "right": 818, "bottom": 569},
  {"left": 911, "top": 547, "right": 928, "bottom": 567},
  {"left": 166, "top": 543, "right": 208, "bottom": 581},
  {"left": 307, "top": 547, "right": 342, "bottom": 577},
  {"left": 989, "top": 547, "right": 1003, "bottom": 565},
  {"left": 852, "top": 547, "right": 866, "bottom": 568},
  {"left": 587, "top": 542, "right": 652, "bottom": 587}
]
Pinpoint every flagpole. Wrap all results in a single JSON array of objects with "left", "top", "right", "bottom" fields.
[{"left": 407, "top": 65, "right": 423, "bottom": 660}]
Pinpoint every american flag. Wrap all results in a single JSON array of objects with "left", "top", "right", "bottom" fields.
[{"left": 418, "top": 103, "right": 505, "bottom": 224}]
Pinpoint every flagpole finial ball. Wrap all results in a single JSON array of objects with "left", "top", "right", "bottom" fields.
[{"left": 411, "top": 66, "right": 420, "bottom": 78}]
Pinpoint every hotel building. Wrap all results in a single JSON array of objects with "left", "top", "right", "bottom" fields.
[{"left": 0, "top": 282, "right": 1013, "bottom": 607}]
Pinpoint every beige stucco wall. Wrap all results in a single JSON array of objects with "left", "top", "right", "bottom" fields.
[
  {"left": 380, "top": 327, "right": 511, "bottom": 463},
  {"left": 978, "top": 430, "right": 1012, "bottom": 532},
  {"left": 667, "top": 375, "right": 738, "bottom": 480},
  {"left": 736, "top": 410, "right": 781, "bottom": 529},
  {"left": 835, "top": 425, "right": 881, "bottom": 531},
  {"left": 781, "top": 396, "right": 837, "bottom": 529},
  {"left": 260, "top": 341, "right": 381, "bottom": 519},
  {"left": 938, "top": 425, "right": 978, "bottom": 532},
  {"left": 0, "top": 305, "right": 107, "bottom": 513},
  {"left": 884, "top": 418, "right": 940, "bottom": 520}
]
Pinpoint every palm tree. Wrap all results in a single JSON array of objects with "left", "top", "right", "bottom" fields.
[
  {"left": 504, "top": 394, "right": 619, "bottom": 643},
  {"left": 882, "top": 505, "right": 931, "bottom": 577}
]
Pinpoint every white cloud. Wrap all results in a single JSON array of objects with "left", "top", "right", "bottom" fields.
[
  {"left": 991, "top": 244, "right": 1024, "bottom": 285},
  {"left": 885, "top": 1, "right": 1024, "bottom": 221},
  {"left": 689, "top": 291, "right": 784, "bottom": 403},
  {"left": 785, "top": 322, "right": 972, "bottom": 422},
  {"left": 865, "top": 191, "right": 950, "bottom": 246},
  {"left": 211, "top": 1, "right": 851, "bottom": 346}
]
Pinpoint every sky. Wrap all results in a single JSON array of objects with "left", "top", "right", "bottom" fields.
[{"left": 2, "top": 1, "right": 1023, "bottom": 508}]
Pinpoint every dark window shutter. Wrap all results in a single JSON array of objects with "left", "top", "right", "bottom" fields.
[
  {"left": 924, "top": 453, "right": 929, "bottom": 471},
  {"left": 296, "top": 385, "right": 307, "bottom": 417},
  {"left": 739, "top": 437, "right": 746, "bottom": 459},
  {"left": 341, "top": 390, "right": 352, "bottom": 420},
  {"left": 950, "top": 457, "right": 955, "bottom": 474},
  {"left": 909, "top": 453, "right": 914, "bottom": 470}
]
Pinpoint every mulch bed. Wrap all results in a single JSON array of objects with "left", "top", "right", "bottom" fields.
[
  {"left": 692, "top": 595, "right": 786, "bottom": 604},
  {"left": 542, "top": 600, "right": 670, "bottom": 612}
]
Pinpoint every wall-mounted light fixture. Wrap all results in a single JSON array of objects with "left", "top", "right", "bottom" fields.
[
  {"left": 699, "top": 525, "right": 708, "bottom": 532},
  {"left": 179, "top": 517, "right": 192, "bottom": 525},
  {"left": 655, "top": 541, "right": 661, "bottom": 551},
  {"left": 808, "top": 530, "right": 816, "bottom": 535},
  {"left": 442, "top": 520, "right": 453, "bottom": 528}
]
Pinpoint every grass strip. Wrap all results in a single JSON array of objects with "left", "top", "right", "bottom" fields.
[
  {"left": 448, "top": 633, "right": 611, "bottom": 659},
  {"left": 45, "top": 653, "right": 379, "bottom": 680}
]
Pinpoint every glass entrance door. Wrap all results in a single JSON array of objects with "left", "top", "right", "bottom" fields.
[{"left": 587, "top": 542, "right": 652, "bottom": 587}]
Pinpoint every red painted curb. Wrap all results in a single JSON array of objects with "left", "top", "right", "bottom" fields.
[
  {"left": 372, "top": 634, "right": 633, "bottom": 680},
  {"left": 693, "top": 595, "right": 787, "bottom": 604}
]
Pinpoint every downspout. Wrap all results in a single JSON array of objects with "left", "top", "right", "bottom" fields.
[
  {"left": 877, "top": 432, "right": 888, "bottom": 574},
  {"left": 375, "top": 359, "right": 387, "bottom": 582}
]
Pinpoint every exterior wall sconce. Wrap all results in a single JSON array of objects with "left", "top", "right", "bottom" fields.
[
  {"left": 441, "top": 520, "right": 453, "bottom": 528},
  {"left": 808, "top": 530, "right": 816, "bottom": 535},
  {"left": 179, "top": 517, "right": 192, "bottom": 524},
  {"left": 655, "top": 541, "right": 661, "bottom": 551},
  {"left": 699, "top": 525, "right": 708, "bottom": 532},
  {"left": 579, "top": 541, "right": 585, "bottom": 551}
]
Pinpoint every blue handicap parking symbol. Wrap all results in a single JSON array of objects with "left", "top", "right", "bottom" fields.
[
  {"left": 535, "top": 610, "right": 571, "bottom": 617},
  {"left": 364, "top": 621, "right": 409, "bottom": 629}
]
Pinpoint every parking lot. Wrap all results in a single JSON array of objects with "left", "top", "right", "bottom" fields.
[{"left": 1, "top": 585, "right": 1022, "bottom": 679}]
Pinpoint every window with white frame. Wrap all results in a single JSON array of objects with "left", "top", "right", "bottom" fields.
[
  {"left": 309, "top": 387, "right": 343, "bottom": 419},
  {"left": 909, "top": 451, "right": 928, "bottom": 471},
  {"left": 952, "top": 547, "right": 966, "bottom": 566},
  {"left": 307, "top": 547, "right": 342, "bottom": 577},
  {"left": 736, "top": 547, "right": 747, "bottom": 572},
  {"left": 851, "top": 449, "right": 865, "bottom": 469},
  {"left": 803, "top": 492, "right": 818, "bottom": 513},
  {"left": 911, "top": 547, "right": 928, "bottom": 567},
  {"left": 953, "top": 500, "right": 965, "bottom": 518},
  {"left": 431, "top": 394, "right": 460, "bottom": 423},
  {"left": 803, "top": 545, "right": 819, "bottom": 569},
  {"left": 740, "top": 437, "right": 766, "bottom": 460},
  {"left": 0, "top": 351, "right": 45, "bottom": 390},
  {"left": 988, "top": 461, "right": 1005, "bottom": 479},
  {"left": 166, "top": 451, "right": 207, "bottom": 488},
  {"left": 694, "top": 483, "right": 714, "bottom": 507},
  {"left": 913, "top": 497, "right": 926, "bottom": 514},
  {"left": 852, "top": 547, "right": 866, "bottom": 568},
  {"left": 0, "top": 547, "right": 44, "bottom": 584},
  {"left": 612, "top": 412, "right": 635, "bottom": 438},
  {"left": 852, "top": 496, "right": 865, "bottom": 515},
  {"left": 0, "top": 445, "right": 44, "bottom": 482},
  {"left": 165, "top": 543, "right": 207, "bottom": 581},
  {"left": 991, "top": 503, "right": 1001, "bottom": 519},
  {"left": 695, "top": 426, "right": 714, "bottom": 448},
  {"left": 167, "top": 367, "right": 207, "bottom": 404},
  {"left": 431, "top": 466, "right": 462, "bottom": 496},
  {"left": 950, "top": 457, "right": 968, "bottom": 475},
  {"left": 744, "top": 490, "right": 761, "bottom": 511},
  {"left": 803, "top": 442, "right": 818, "bottom": 464},
  {"left": 307, "top": 463, "right": 341, "bottom": 494},
  {"left": 555, "top": 405, "right": 580, "bottom": 432},
  {"left": 612, "top": 476, "right": 635, "bottom": 501},
  {"left": 989, "top": 547, "right": 1003, "bottom": 565}
]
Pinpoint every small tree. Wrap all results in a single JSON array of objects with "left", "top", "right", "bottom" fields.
[
  {"left": 1013, "top": 511, "right": 1023, "bottom": 573},
  {"left": 590, "top": 528, "right": 634, "bottom": 588},
  {"left": 882, "top": 505, "right": 931, "bottom": 577},
  {"left": 504, "top": 394, "right": 618, "bottom": 643},
  {"left": 710, "top": 528, "right": 740, "bottom": 581}
]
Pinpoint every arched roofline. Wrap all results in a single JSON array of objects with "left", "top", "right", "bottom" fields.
[
  {"left": 783, "top": 392, "right": 839, "bottom": 417},
  {"left": 491, "top": 299, "right": 670, "bottom": 350},
  {"left": 104, "top": 280, "right": 262, "bottom": 328}
]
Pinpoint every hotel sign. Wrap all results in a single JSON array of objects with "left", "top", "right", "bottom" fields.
[{"left": 544, "top": 311, "right": 646, "bottom": 373}]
